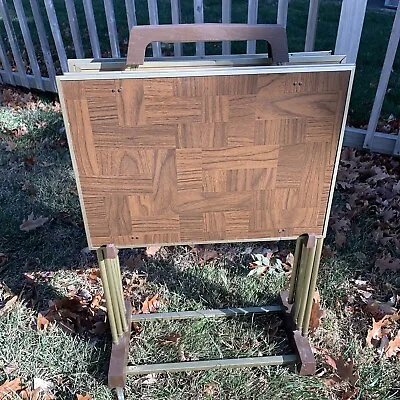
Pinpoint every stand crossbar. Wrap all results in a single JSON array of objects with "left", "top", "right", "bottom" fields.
[
  {"left": 130, "top": 305, "right": 285, "bottom": 322},
  {"left": 127, "top": 355, "right": 298, "bottom": 375}
]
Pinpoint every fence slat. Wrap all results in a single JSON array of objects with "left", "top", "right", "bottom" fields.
[
  {"left": 171, "top": 0, "right": 182, "bottom": 57},
  {"left": 104, "top": 0, "right": 120, "bottom": 58},
  {"left": 335, "top": 0, "right": 367, "bottom": 63},
  {"left": 0, "top": 36, "right": 15, "bottom": 85},
  {"left": 0, "top": 0, "right": 29, "bottom": 87},
  {"left": 82, "top": 0, "right": 101, "bottom": 58},
  {"left": 247, "top": 0, "right": 258, "bottom": 54},
  {"left": 125, "top": 0, "right": 137, "bottom": 31},
  {"left": 44, "top": 0, "right": 68, "bottom": 72},
  {"left": 364, "top": 5, "right": 400, "bottom": 154},
  {"left": 304, "top": 0, "right": 320, "bottom": 52},
  {"left": 148, "top": 0, "right": 162, "bottom": 57},
  {"left": 65, "top": 0, "right": 84, "bottom": 59},
  {"left": 13, "top": 0, "right": 44, "bottom": 90},
  {"left": 29, "top": 0, "right": 57, "bottom": 89},
  {"left": 222, "top": 0, "right": 231, "bottom": 55},
  {"left": 277, "top": 0, "right": 289, "bottom": 29},
  {"left": 194, "top": 0, "right": 205, "bottom": 56}
]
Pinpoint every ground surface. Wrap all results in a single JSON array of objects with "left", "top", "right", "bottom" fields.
[
  {"left": 0, "top": 1, "right": 400, "bottom": 399},
  {"left": 0, "top": 84, "right": 399, "bottom": 400}
]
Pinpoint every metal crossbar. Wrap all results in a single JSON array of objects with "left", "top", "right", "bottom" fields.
[
  {"left": 130, "top": 305, "right": 285, "bottom": 322},
  {"left": 127, "top": 355, "right": 298, "bottom": 375}
]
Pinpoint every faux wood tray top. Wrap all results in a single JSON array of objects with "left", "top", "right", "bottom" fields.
[{"left": 59, "top": 65, "right": 352, "bottom": 248}]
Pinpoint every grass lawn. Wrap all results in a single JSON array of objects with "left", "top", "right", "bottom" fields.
[
  {"left": 0, "top": 83, "right": 400, "bottom": 399},
  {"left": 0, "top": 0, "right": 399, "bottom": 125},
  {"left": 0, "top": 1, "right": 400, "bottom": 399}
]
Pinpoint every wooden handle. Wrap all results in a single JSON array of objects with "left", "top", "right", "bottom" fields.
[{"left": 126, "top": 24, "right": 289, "bottom": 65}]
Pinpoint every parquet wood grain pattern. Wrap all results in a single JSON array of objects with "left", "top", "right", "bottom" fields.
[{"left": 61, "top": 70, "right": 350, "bottom": 248}]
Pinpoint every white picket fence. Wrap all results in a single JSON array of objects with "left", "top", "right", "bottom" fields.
[{"left": 0, "top": 0, "right": 399, "bottom": 156}]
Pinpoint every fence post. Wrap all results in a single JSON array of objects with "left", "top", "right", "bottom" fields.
[
  {"left": 104, "top": 0, "right": 121, "bottom": 58},
  {"left": 125, "top": 0, "right": 137, "bottom": 31},
  {"left": 29, "top": 0, "right": 57, "bottom": 90},
  {"left": 194, "top": 0, "right": 205, "bottom": 56},
  {"left": 171, "top": 0, "right": 182, "bottom": 57},
  {"left": 13, "top": 0, "right": 44, "bottom": 90},
  {"left": 44, "top": 0, "right": 68, "bottom": 72},
  {"left": 0, "top": 36, "right": 15, "bottom": 85},
  {"left": 335, "top": 0, "right": 368, "bottom": 63},
  {"left": 364, "top": 5, "right": 400, "bottom": 153},
  {"left": 247, "top": 0, "right": 258, "bottom": 54},
  {"left": 148, "top": 0, "right": 162, "bottom": 57},
  {"left": 65, "top": 0, "right": 85, "bottom": 59},
  {"left": 0, "top": 0, "right": 29, "bottom": 87},
  {"left": 304, "top": 0, "right": 319, "bottom": 52},
  {"left": 277, "top": 0, "right": 289, "bottom": 29},
  {"left": 222, "top": 0, "right": 232, "bottom": 55},
  {"left": 83, "top": 0, "right": 101, "bottom": 58}
]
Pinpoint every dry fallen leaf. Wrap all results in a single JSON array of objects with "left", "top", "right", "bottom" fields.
[
  {"left": 33, "top": 378, "right": 54, "bottom": 394},
  {"left": 376, "top": 256, "right": 400, "bottom": 274},
  {"left": 140, "top": 294, "right": 161, "bottom": 314},
  {"left": 365, "top": 298, "right": 397, "bottom": 320},
  {"left": 0, "top": 296, "right": 17, "bottom": 317},
  {"left": 88, "top": 269, "right": 100, "bottom": 282},
  {"left": 0, "top": 377, "right": 23, "bottom": 399},
  {"left": 285, "top": 252, "right": 294, "bottom": 267},
  {"left": 386, "top": 331, "right": 400, "bottom": 358},
  {"left": 309, "top": 289, "right": 326, "bottom": 335},
  {"left": 158, "top": 332, "right": 181, "bottom": 345},
  {"left": 141, "top": 374, "right": 157, "bottom": 385},
  {"left": 20, "top": 213, "right": 49, "bottom": 232},
  {"left": 37, "top": 313, "right": 51, "bottom": 331},
  {"left": 19, "top": 387, "right": 39, "bottom": 400},
  {"left": 76, "top": 393, "right": 90, "bottom": 400},
  {"left": 342, "top": 387, "right": 360, "bottom": 400},
  {"left": 366, "top": 316, "right": 395, "bottom": 347},
  {"left": 335, "top": 356, "right": 359, "bottom": 386},
  {"left": 201, "top": 249, "right": 219, "bottom": 263},
  {"left": 146, "top": 246, "right": 161, "bottom": 257},
  {"left": 3, "top": 362, "right": 18, "bottom": 375},
  {"left": 335, "top": 231, "right": 347, "bottom": 248}
]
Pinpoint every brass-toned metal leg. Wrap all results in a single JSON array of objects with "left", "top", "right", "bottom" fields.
[
  {"left": 110, "top": 257, "right": 128, "bottom": 333},
  {"left": 96, "top": 248, "right": 119, "bottom": 344},
  {"left": 114, "top": 255, "right": 127, "bottom": 314},
  {"left": 296, "top": 243, "right": 317, "bottom": 330},
  {"left": 97, "top": 244, "right": 128, "bottom": 342},
  {"left": 302, "top": 238, "right": 324, "bottom": 336},
  {"left": 293, "top": 242, "right": 308, "bottom": 324},
  {"left": 288, "top": 235, "right": 307, "bottom": 304}
]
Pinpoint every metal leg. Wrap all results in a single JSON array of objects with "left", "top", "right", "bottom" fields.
[
  {"left": 296, "top": 243, "right": 317, "bottom": 330},
  {"left": 96, "top": 247, "right": 119, "bottom": 344},
  {"left": 288, "top": 235, "right": 324, "bottom": 335},
  {"left": 302, "top": 238, "right": 324, "bottom": 336},
  {"left": 293, "top": 242, "right": 308, "bottom": 324},
  {"left": 288, "top": 235, "right": 306, "bottom": 304},
  {"left": 115, "top": 387, "right": 124, "bottom": 400},
  {"left": 97, "top": 244, "right": 127, "bottom": 343}
]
